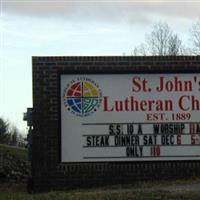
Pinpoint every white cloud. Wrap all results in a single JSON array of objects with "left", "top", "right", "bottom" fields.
[{"left": 3, "top": 1, "right": 200, "bottom": 24}]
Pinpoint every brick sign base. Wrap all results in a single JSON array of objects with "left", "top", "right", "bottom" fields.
[{"left": 32, "top": 56, "right": 200, "bottom": 192}]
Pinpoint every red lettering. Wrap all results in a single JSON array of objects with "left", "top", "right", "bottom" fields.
[
  {"left": 191, "top": 96, "right": 200, "bottom": 110},
  {"left": 177, "top": 135, "right": 181, "bottom": 145},
  {"left": 178, "top": 95, "right": 190, "bottom": 111},
  {"left": 140, "top": 100, "right": 147, "bottom": 111},
  {"left": 132, "top": 77, "right": 141, "bottom": 92},
  {"left": 103, "top": 96, "right": 113, "bottom": 112},
  {"left": 124, "top": 98, "right": 129, "bottom": 111},
  {"left": 190, "top": 123, "right": 195, "bottom": 134}
]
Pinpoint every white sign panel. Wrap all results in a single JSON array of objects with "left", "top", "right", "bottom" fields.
[{"left": 61, "top": 74, "right": 200, "bottom": 162}]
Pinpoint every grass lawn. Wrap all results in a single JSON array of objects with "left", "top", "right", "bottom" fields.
[
  {"left": 1, "top": 144, "right": 200, "bottom": 199},
  {"left": 0, "top": 144, "right": 28, "bottom": 160},
  {"left": 1, "top": 180, "right": 200, "bottom": 200}
]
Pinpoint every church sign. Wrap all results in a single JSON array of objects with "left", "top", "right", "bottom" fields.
[{"left": 60, "top": 73, "right": 200, "bottom": 162}]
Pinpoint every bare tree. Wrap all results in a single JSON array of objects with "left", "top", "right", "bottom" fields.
[
  {"left": 133, "top": 22, "right": 182, "bottom": 56},
  {"left": 168, "top": 34, "right": 182, "bottom": 55},
  {"left": 147, "top": 22, "right": 182, "bottom": 55},
  {"left": 147, "top": 22, "right": 170, "bottom": 55},
  {"left": 191, "top": 19, "right": 200, "bottom": 54},
  {"left": 133, "top": 43, "right": 147, "bottom": 56},
  {"left": 10, "top": 125, "right": 19, "bottom": 146},
  {"left": 0, "top": 118, "right": 9, "bottom": 143}
]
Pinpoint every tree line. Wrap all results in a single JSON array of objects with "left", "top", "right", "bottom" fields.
[
  {"left": 0, "top": 117, "right": 26, "bottom": 147},
  {"left": 133, "top": 19, "right": 200, "bottom": 56}
]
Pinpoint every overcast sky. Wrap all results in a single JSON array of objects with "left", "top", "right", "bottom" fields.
[{"left": 1, "top": 0, "right": 200, "bottom": 135}]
